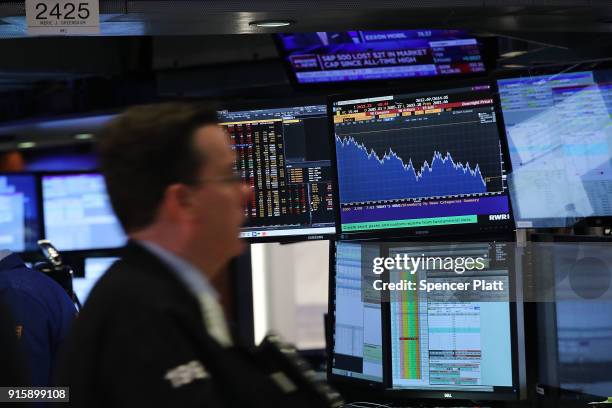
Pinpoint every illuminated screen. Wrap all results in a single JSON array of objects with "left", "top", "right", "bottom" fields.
[
  {"left": 218, "top": 105, "right": 335, "bottom": 240},
  {"left": 332, "top": 84, "right": 512, "bottom": 237},
  {"left": 498, "top": 70, "right": 612, "bottom": 228},
  {"left": 73, "top": 257, "right": 118, "bottom": 304},
  {"left": 331, "top": 241, "right": 383, "bottom": 382},
  {"left": 42, "top": 173, "right": 126, "bottom": 251},
  {"left": 387, "top": 242, "right": 514, "bottom": 393},
  {"left": 277, "top": 30, "right": 485, "bottom": 84},
  {"left": 0, "top": 174, "right": 40, "bottom": 252}
]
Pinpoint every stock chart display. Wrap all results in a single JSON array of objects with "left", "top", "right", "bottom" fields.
[
  {"left": 332, "top": 84, "right": 512, "bottom": 236},
  {"left": 277, "top": 30, "right": 485, "bottom": 84},
  {"left": 219, "top": 105, "right": 335, "bottom": 240}
]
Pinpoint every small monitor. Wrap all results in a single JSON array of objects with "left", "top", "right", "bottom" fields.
[
  {"left": 277, "top": 30, "right": 486, "bottom": 84},
  {"left": 497, "top": 69, "right": 612, "bottom": 228},
  {"left": 385, "top": 241, "right": 520, "bottom": 399},
  {"left": 0, "top": 174, "right": 40, "bottom": 252},
  {"left": 218, "top": 105, "right": 335, "bottom": 241},
  {"left": 73, "top": 257, "right": 118, "bottom": 304},
  {"left": 331, "top": 83, "right": 513, "bottom": 239},
  {"left": 42, "top": 173, "right": 126, "bottom": 251},
  {"left": 329, "top": 241, "right": 384, "bottom": 383}
]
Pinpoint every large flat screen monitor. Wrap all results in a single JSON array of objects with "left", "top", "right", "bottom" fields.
[
  {"left": 42, "top": 173, "right": 126, "bottom": 251},
  {"left": 385, "top": 241, "right": 521, "bottom": 400},
  {"left": 497, "top": 69, "right": 612, "bottom": 228},
  {"left": 0, "top": 174, "right": 40, "bottom": 252},
  {"left": 277, "top": 30, "right": 486, "bottom": 84},
  {"left": 329, "top": 239, "right": 524, "bottom": 400},
  {"left": 331, "top": 83, "right": 513, "bottom": 239},
  {"left": 218, "top": 105, "right": 335, "bottom": 242}
]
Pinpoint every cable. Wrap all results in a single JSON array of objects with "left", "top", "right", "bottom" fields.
[{"left": 343, "top": 402, "right": 393, "bottom": 408}]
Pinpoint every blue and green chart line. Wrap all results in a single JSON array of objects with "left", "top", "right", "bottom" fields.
[{"left": 335, "top": 135, "right": 488, "bottom": 204}]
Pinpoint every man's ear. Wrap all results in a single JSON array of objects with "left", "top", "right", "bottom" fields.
[{"left": 163, "top": 184, "right": 193, "bottom": 216}]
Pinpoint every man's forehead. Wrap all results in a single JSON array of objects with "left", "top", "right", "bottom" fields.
[{"left": 193, "top": 125, "right": 234, "bottom": 160}]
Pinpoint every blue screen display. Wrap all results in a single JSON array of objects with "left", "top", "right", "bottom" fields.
[
  {"left": 277, "top": 30, "right": 485, "bottom": 84},
  {"left": 332, "top": 85, "right": 512, "bottom": 236},
  {"left": 0, "top": 174, "right": 40, "bottom": 252},
  {"left": 498, "top": 69, "right": 612, "bottom": 228},
  {"left": 42, "top": 173, "right": 126, "bottom": 251}
]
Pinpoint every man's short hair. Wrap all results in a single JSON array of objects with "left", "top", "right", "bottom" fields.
[{"left": 99, "top": 102, "right": 219, "bottom": 233}]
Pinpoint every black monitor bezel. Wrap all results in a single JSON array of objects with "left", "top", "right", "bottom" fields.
[
  {"left": 379, "top": 235, "right": 523, "bottom": 401},
  {"left": 273, "top": 32, "right": 497, "bottom": 91},
  {"left": 494, "top": 59, "right": 612, "bottom": 230},
  {"left": 218, "top": 98, "right": 337, "bottom": 244},
  {"left": 327, "top": 77, "right": 516, "bottom": 241}
]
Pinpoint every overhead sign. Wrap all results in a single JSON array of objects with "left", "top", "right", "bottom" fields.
[{"left": 26, "top": 0, "right": 100, "bottom": 35}]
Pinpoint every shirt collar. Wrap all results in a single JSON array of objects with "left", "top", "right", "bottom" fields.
[{"left": 137, "top": 240, "right": 219, "bottom": 300}]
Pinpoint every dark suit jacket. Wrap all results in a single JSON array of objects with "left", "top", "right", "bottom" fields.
[{"left": 56, "top": 242, "right": 289, "bottom": 407}]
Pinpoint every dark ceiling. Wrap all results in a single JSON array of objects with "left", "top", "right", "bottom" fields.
[
  {"left": 1, "top": 0, "right": 612, "bottom": 38},
  {"left": 1, "top": 0, "right": 612, "bottom": 132}
]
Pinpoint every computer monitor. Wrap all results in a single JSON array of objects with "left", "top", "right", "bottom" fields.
[
  {"left": 0, "top": 173, "right": 40, "bottom": 252},
  {"left": 330, "top": 83, "right": 513, "bottom": 239},
  {"left": 42, "top": 173, "right": 126, "bottom": 251},
  {"left": 73, "top": 257, "right": 118, "bottom": 304},
  {"left": 329, "top": 240, "right": 384, "bottom": 384},
  {"left": 384, "top": 240, "right": 522, "bottom": 400},
  {"left": 276, "top": 30, "right": 486, "bottom": 85},
  {"left": 497, "top": 68, "right": 612, "bottom": 228},
  {"left": 218, "top": 104, "right": 335, "bottom": 242},
  {"left": 530, "top": 234, "right": 612, "bottom": 400}
]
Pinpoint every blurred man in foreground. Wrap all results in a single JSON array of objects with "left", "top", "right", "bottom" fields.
[{"left": 57, "top": 103, "right": 290, "bottom": 407}]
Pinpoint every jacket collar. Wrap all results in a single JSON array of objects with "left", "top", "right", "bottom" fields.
[
  {"left": 119, "top": 240, "right": 204, "bottom": 305},
  {"left": 137, "top": 240, "right": 219, "bottom": 301}
]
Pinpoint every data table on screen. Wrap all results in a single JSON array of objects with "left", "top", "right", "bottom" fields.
[
  {"left": 42, "top": 174, "right": 126, "bottom": 251},
  {"left": 219, "top": 105, "right": 335, "bottom": 240}
]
